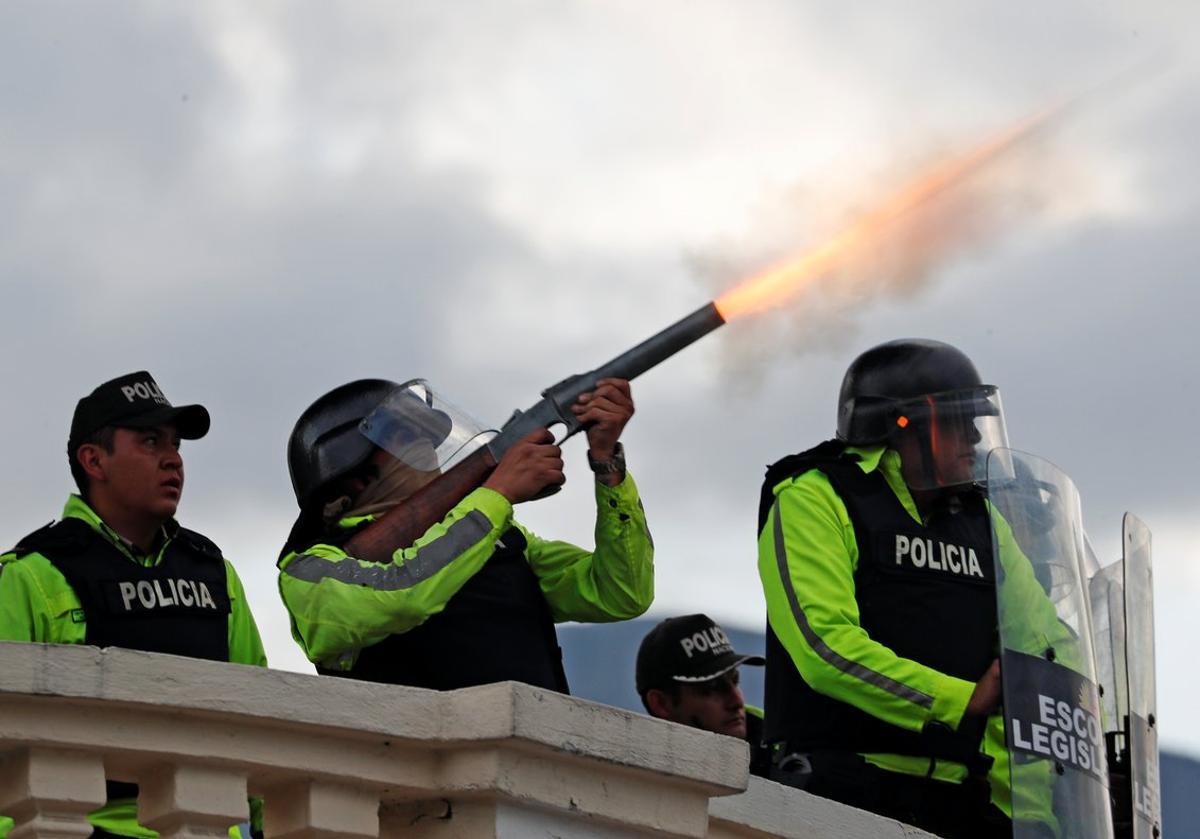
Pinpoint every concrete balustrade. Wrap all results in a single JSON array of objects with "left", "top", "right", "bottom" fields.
[
  {"left": 0, "top": 748, "right": 106, "bottom": 838},
  {"left": 0, "top": 642, "right": 934, "bottom": 838}
]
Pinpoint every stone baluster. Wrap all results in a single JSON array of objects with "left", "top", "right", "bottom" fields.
[
  {"left": 0, "top": 748, "right": 107, "bottom": 839},
  {"left": 264, "top": 780, "right": 380, "bottom": 839},
  {"left": 138, "top": 764, "right": 250, "bottom": 839}
]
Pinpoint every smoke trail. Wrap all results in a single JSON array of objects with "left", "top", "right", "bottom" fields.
[{"left": 690, "top": 114, "right": 1068, "bottom": 384}]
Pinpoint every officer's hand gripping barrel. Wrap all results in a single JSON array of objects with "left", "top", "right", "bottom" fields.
[{"left": 345, "top": 303, "right": 726, "bottom": 563}]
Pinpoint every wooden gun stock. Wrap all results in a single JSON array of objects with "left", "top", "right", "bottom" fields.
[{"left": 343, "top": 446, "right": 498, "bottom": 564}]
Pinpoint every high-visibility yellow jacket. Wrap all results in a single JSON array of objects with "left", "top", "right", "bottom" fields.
[
  {"left": 0, "top": 495, "right": 266, "bottom": 838},
  {"left": 758, "top": 445, "right": 1064, "bottom": 820},
  {"left": 278, "top": 477, "right": 654, "bottom": 673}
]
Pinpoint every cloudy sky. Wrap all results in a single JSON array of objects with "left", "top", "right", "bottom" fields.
[{"left": 2, "top": 2, "right": 1197, "bottom": 752}]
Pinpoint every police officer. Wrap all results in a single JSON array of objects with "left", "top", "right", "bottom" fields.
[
  {"left": 276, "top": 377, "right": 653, "bottom": 691},
  {"left": 757, "top": 339, "right": 1022, "bottom": 839},
  {"left": 0, "top": 371, "right": 266, "bottom": 838},
  {"left": 636, "top": 614, "right": 771, "bottom": 777}
]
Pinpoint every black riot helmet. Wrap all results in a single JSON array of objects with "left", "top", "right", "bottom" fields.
[
  {"left": 287, "top": 379, "right": 401, "bottom": 511},
  {"left": 837, "top": 339, "right": 1009, "bottom": 489},
  {"left": 838, "top": 339, "right": 983, "bottom": 443},
  {"left": 287, "top": 378, "right": 491, "bottom": 511}
]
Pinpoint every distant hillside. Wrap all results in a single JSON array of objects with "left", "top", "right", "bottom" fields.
[
  {"left": 1161, "top": 751, "right": 1199, "bottom": 836},
  {"left": 559, "top": 618, "right": 1195, "bottom": 835}
]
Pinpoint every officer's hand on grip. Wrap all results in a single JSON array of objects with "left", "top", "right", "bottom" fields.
[
  {"left": 573, "top": 378, "right": 634, "bottom": 460},
  {"left": 965, "top": 658, "right": 1002, "bottom": 716},
  {"left": 483, "top": 429, "right": 565, "bottom": 504}
]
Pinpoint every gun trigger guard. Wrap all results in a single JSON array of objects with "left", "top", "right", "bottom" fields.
[{"left": 559, "top": 413, "right": 585, "bottom": 437}]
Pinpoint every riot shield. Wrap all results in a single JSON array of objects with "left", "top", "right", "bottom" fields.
[
  {"left": 1089, "top": 552, "right": 1131, "bottom": 836},
  {"left": 1089, "top": 561, "right": 1128, "bottom": 738},
  {"left": 989, "top": 449, "right": 1113, "bottom": 839},
  {"left": 1123, "top": 514, "right": 1160, "bottom": 839}
]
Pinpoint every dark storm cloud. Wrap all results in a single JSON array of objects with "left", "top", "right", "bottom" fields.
[
  {"left": 0, "top": 3, "right": 550, "bottom": 536},
  {"left": 970, "top": 214, "right": 1200, "bottom": 524}
]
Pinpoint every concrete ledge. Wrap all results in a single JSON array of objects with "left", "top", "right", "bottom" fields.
[
  {"left": 708, "top": 776, "right": 938, "bottom": 838},
  {"left": 0, "top": 643, "right": 941, "bottom": 838},
  {"left": 0, "top": 643, "right": 744, "bottom": 793},
  {"left": 441, "top": 680, "right": 748, "bottom": 792},
  {"left": 0, "top": 643, "right": 748, "bottom": 836}
]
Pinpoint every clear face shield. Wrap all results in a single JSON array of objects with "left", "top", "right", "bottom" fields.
[
  {"left": 890, "top": 386, "right": 1010, "bottom": 491},
  {"left": 358, "top": 380, "right": 497, "bottom": 475}
]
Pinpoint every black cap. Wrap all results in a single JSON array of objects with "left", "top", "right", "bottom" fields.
[
  {"left": 636, "top": 614, "right": 764, "bottom": 695},
  {"left": 68, "top": 371, "right": 211, "bottom": 451}
]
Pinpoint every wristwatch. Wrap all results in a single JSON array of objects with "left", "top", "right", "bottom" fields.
[{"left": 587, "top": 442, "right": 626, "bottom": 476}]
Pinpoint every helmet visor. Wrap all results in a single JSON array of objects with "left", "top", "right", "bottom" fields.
[
  {"left": 359, "top": 380, "right": 496, "bottom": 473},
  {"left": 891, "top": 386, "right": 1009, "bottom": 490}
]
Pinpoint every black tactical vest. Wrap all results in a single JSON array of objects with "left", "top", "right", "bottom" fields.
[
  {"left": 316, "top": 526, "right": 569, "bottom": 693},
  {"left": 758, "top": 441, "right": 996, "bottom": 765},
  {"left": 13, "top": 518, "right": 231, "bottom": 662},
  {"left": 746, "top": 711, "right": 773, "bottom": 779}
]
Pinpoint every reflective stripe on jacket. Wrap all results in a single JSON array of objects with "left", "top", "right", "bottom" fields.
[
  {"left": 278, "top": 476, "right": 654, "bottom": 672},
  {"left": 758, "top": 443, "right": 1061, "bottom": 816}
]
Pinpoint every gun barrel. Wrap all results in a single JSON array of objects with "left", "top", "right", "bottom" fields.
[
  {"left": 490, "top": 302, "right": 726, "bottom": 457},
  {"left": 590, "top": 302, "right": 726, "bottom": 382}
]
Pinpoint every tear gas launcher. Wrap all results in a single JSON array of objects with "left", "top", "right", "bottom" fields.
[{"left": 345, "top": 303, "right": 726, "bottom": 563}]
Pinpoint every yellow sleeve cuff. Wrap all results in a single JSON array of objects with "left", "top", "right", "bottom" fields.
[
  {"left": 462, "top": 486, "right": 515, "bottom": 530},
  {"left": 594, "top": 470, "right": 640, "bottom": 506},
  {"left": 933, "top": 674, "right": 977, "bottom": 730}
]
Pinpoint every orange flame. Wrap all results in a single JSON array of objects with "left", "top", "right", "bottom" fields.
[{"left": 713, "top": 107, "right": 1056, "bottom": 322}]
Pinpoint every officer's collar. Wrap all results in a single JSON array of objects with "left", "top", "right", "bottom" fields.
[
  {"left": 843, "top": 445, "right": 889, "bottom": 474},
  {"left": 63, "top": 494, "right": 176, "bottom": 557},
  {"left": 842, "top": 448, "right": 924, "bottom": 524}
]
